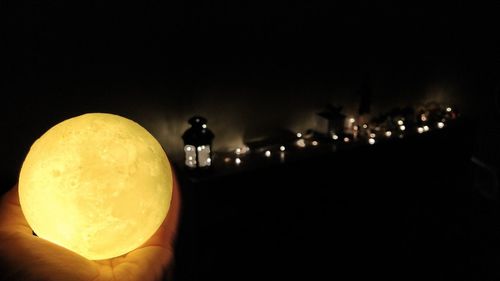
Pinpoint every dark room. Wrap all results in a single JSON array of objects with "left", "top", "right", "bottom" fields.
[{"left": 1, "top": 1, "right": 499, "bottom": 280}]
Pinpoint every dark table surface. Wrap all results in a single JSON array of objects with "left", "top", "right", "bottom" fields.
[{"left": 172, "top": 119, "right": 500, "bottom": 281}]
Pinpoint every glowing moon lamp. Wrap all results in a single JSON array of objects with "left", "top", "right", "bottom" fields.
[{"left": 18, "top": 113, "right": 173, "bottom": 260}]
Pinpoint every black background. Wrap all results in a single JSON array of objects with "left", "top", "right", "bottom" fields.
[{"left": 2, "top": 2, "right": 499, "bottom": 182}]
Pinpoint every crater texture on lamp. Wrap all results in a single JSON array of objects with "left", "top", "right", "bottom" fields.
[{"left": 19, "top": 113, "right": 172, "bottom": 260}]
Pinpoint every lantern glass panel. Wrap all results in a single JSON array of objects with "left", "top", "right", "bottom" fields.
[
  {"left": 197, "top": 145, "right": 211, "bottom": 167},
  {"left": 184, "top": 145, "right": 197, "bottom": 168}
]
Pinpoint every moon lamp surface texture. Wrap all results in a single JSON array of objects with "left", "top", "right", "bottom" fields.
[{"left": 19, "top": 113, "right": 172, "bottom": 260}]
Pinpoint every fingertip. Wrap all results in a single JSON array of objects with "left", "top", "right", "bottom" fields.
[
  {"left": 1, "top": 184, "right": 21, "bottom": 208},
  {"left": 0, "top": 184, "right": 32, "bottom": 234}
]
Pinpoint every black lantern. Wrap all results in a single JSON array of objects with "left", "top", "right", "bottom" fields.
[{"left": 182, "top": 116, "right": 215, "bottom": 168}]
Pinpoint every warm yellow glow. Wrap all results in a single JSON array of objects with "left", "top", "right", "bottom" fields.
[
  {"left": 296, "top": 132, "right": 303, "bottom": 138},
  {"left": 385, "top": 131, "right": 392, "bottom": 137},
  {"left": 296, "top": 139, "right": 306, "bottom": 148},
  {"left": 417, "top": 127, "right": 424, "bottom": 134},
  {"left": 368, "top": 138, "right": 375, "bottom": 145},
  {"left": 235, "top": 146, "right": 250, "bottom": 155},
  {"left": 312, "top": 140, "right": 319, "bottom": 146},
  {"left": 265, "top": 150, "right": 271, "bottom": 157},
  {"left": 437, "top": 122, "right": 445, "bottom": 129},
  {"left": 19, "top": 113, "right": 172, "bottom": 260},
  {"left": 279, "top": 145, "right": 286, "bottom": 152}
]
